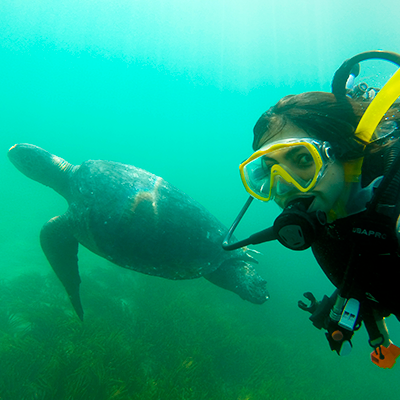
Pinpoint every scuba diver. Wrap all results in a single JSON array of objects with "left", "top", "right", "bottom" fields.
[{"left": 223, "top": 50, "right": 400, "bottom": 369}]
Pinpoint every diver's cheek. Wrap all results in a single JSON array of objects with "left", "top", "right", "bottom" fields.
[{"left": 308, "top": 166, "right": 346, "bottom": 214}]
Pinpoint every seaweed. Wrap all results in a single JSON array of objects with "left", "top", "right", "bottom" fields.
[{"left": 0, "top": 267, "right": 334, "bottom": 399}]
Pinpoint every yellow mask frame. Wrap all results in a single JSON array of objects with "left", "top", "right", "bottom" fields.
[{"left": 239, "top": 139, "right": 328, "bottom": 202}]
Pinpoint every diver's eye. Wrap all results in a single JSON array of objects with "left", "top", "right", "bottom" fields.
[{"left": 296, "top": 153, "right": 314, "bottom": 167}]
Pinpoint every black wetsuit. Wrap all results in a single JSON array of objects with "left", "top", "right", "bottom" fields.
[{"left": 311, "top": 149, "right": 400, "bottom": 319}]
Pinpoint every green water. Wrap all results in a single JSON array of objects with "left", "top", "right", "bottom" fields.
[{"left": 1, "top": 0, "right": 400, "bottom": 399}]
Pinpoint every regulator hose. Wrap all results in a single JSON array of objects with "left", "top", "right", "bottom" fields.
[{"left": 332, "top": 50, "right": 400, "bottom": 97}]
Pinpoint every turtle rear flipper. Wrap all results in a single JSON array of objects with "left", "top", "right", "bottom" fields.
[{"left": 40, "top": 214, "right": 83, "bottom": 320}]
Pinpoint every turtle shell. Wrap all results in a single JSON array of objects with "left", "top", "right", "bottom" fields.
[{"left": 68, "top": 160, "right": 233, "bottom": 279}]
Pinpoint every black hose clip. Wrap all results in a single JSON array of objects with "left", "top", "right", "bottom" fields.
[{"left": 298, "top": 292, "right": 318, "bottom": 313}]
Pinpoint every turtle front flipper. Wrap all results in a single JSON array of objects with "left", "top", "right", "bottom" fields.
[
  {"left": 40, "top": 214, "right": 83, "bottom": 320},
  {"left": 204, "top": 259, "right": 269, "bottom": 304}
]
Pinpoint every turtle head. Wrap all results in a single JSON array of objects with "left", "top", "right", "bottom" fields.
[
  {"left": 8, "top": 143, "right": 75, "bottom": 200},
  {"left": 9, "top": 144, "right": 53, "bottom": 181}
]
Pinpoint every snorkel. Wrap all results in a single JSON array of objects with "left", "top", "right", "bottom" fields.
[
  {"left": 331, "top": 51, "right": 400, "bottom": 220},
  {"left": 333, "top": 51, "right": 400, "bottom": 182},
  {"left": 223, "top": 50, "right": 400, "bottom": 252}
]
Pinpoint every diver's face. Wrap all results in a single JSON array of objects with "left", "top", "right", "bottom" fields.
[{"left": 260, "top": 123, "right": 346, "bottom": 215}]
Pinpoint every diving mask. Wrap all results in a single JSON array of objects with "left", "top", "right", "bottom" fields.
[{"left": 239, "top": 138, "right": 334, "bottom": 202}]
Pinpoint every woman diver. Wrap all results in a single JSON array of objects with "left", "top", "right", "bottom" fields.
[{"left": 223, "top": 50, "right": 400, "bottom": 369}]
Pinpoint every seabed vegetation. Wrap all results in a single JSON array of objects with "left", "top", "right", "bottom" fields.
[{"left": 0, "top": 266, "right": 325, "bottom": 400}]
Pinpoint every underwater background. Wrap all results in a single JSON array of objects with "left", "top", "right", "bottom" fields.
[{"left": 1, "top": 0, "right": 400, "bottom": 399}]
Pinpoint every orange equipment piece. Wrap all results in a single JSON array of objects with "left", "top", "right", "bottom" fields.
[{"left": 371, "top": 343, "right": 400, "bottom": 369}]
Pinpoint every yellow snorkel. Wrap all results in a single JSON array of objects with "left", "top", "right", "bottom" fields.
[
  {"left": 331, "top": 51, "right": 400, "bottom": 183},
  {"left": 344, "top": 68, "right": 400, "bottom": 182},
  {"left": 355, "top": 67, "right": 400, "bottom": 143}
]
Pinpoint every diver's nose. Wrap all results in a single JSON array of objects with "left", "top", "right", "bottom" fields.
[{"left": 274, "top": 178, "right": 295, "bottom": 196}]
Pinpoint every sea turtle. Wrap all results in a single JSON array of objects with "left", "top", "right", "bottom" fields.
[{"left": 8, "top": 144, "right": 269, "bottom": 319}]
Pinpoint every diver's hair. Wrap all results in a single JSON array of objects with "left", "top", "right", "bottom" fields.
[{"left": 253, "top": 92, "right": 400, "bottom": 161}]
